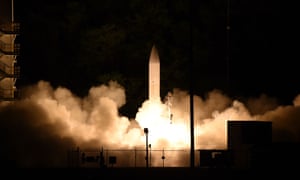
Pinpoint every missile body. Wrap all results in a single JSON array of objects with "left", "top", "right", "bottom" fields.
[{"left": 148, "top": 45, "right": 160, "bottom": 102}]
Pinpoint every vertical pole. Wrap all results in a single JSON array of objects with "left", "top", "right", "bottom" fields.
[
  {"left": 149, "top": 144, "right": 152, "bottom": 167},
  {"left": 134, "top": 147, "right": 136, "bottom": 167},
  {"left": 76, "top": 147, "right": 80, "bottom": 168},
  {"left": 226, "top": 0, "right": 231, "bottom": 94},
  {"left": 162, "top": 149, "right": 165, "bottom": 167},
  {"left": 144, "top": 128, "right": 149, "bottom": 168},
  {"left": 11, "top": 0, "right": 14, "bottom": 22},
  {"left": 189, "top": 0, "right": 195, "bottom": 168}
]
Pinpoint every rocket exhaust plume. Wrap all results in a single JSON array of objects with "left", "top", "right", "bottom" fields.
[
  {"left": 148, "top": 45, "right": 160, "bottom": 102},
  {"left": 1, "top": 50, "right": 300, "bottom": 168},
  {"left": 1, "top": 80, "right": 300, "bottom": 168}
]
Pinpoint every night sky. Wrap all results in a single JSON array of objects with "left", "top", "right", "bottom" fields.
[
  {"left": 2, "top": 0, "right": 300, "bottom": 169},
  {"left": 13, "top": 0, "right": 294, "bottom": 117},
  {"left": 0, "top": 0, "right": 288, "bottom": 109}
]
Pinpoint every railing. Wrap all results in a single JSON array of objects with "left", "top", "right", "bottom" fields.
[
  {"left": 67, "top": 147, "right": 190, "bottom": 168},
  {"left": 0, "top": 23, "right": 20, "bottom": 34},
  {"left": 0, "top": 61, "right": 14, "bottom": 76},
  {"left": 0, "top": 40, "right": 20, "bottom": 55}
]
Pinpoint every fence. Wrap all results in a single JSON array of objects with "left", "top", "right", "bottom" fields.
[{"left": 67, "top": 147, "right": 191, "bottom": 168}]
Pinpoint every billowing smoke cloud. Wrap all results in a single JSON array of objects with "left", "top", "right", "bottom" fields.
[
  {"left": 1, "top": 80, "right": 300, "bottom": 167},
  {"left": 0, "top": 80, "right": 143, "bottom": 167},
  {"left": 0, "top": 97, "right": 75, "bottom": 167}
]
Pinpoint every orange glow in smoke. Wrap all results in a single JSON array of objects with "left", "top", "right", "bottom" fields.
[{"left": 135, "top": 99, "right": 190, "bottom": 149}]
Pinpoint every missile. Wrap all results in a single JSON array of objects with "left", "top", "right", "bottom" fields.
[{"left": 148, "top": 45, "right": 160, "bottom": 102}]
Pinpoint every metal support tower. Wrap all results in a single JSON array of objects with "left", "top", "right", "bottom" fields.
[{"left": 0, "top": 0, "right": 20, "bottom": 101}]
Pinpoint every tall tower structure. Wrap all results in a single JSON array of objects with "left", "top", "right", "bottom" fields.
[{"left": 0, "top": 0, "right": 20, "bottom": 101}]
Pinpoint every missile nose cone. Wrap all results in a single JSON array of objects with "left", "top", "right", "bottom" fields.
[
  {"left": 149, "top": 45, "right": 160, "bottom": 63},
  {"left": 148, "top": 44, "right": 160, "bottom": 102}
]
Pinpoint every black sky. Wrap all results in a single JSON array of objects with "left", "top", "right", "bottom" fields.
[
  {"left": 11, "top": 0, "right": 297, "bottom": 117},
  {"left": 3, "top": 0, "right": 300, "bottom": 169}
]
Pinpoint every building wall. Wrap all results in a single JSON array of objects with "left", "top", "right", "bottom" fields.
[
  {"left": 227, "top": 120, "right": 272, "bottom": 168},
  {"left": 198, "top": 149, "right": 232, "bottom": 168}
]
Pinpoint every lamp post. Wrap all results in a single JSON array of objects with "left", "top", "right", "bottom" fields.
[
  {"left": 149, "top": 144, "right": 151, "bottom": 167},
  {"left": 189, "top": 0, "right": 195, "bottom": 168},
  {"left": 144, "top": 128, "right": 149, "bottom": 168}
]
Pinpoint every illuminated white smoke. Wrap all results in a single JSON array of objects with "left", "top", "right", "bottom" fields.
[{"left": 1, "top": 80, "right": 300, "bottom": 167}]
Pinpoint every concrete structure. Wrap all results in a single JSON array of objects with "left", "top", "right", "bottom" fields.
[
  {"left": 227, "top": 120, "right": 272, "bottom": 168},
  {"left": 198, "top": 149, "right": 231, "bottom": 168},
  {"left": 0, "top": 0, "right": 20, "bottom": 101},
  {"left": 198, "top": 120, "right": 273, "bottom": 168}
]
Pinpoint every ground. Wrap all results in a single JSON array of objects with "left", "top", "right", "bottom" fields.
[{"left": 4, "top": 167, "right": 295, "bottom": 179}]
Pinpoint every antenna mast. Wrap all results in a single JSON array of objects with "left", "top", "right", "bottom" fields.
[
  {"left": 12, "top": 0, "right": 14, "bottom": 22},
  {"left": 226, "top": 0, "right": 231, "bottom": 93}
]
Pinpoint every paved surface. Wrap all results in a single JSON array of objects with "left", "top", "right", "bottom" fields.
[{"left": 4, "top": 167, "right": 295, "bottom": 179}]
